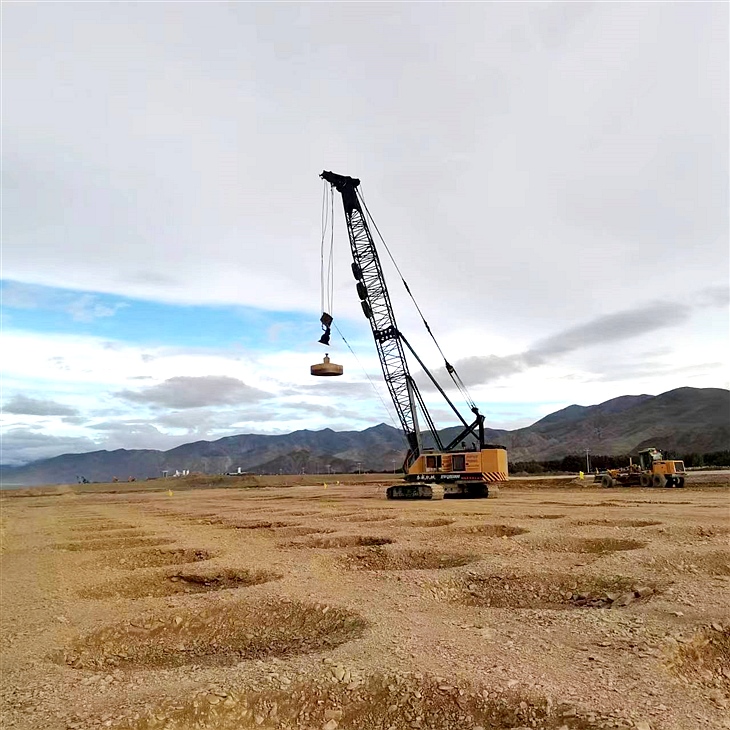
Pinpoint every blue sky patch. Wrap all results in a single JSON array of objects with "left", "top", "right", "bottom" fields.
[{"left": 0, "top": 279, "right": 359, "bottom": 351}]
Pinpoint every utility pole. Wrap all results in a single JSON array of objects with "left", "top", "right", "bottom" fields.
[{"left": 585, "top": 448, "right": 591, "bottom": 473}]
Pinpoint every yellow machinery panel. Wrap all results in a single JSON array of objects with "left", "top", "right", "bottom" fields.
[
  {"left": 407, "top": 448, "right": 508, "bottom": 482},
  {"left": 653, "top": 461, "right": 685, "bottom": 476},
  {"left": 480, "top": 448, "right": 509, "bottom": 480}
]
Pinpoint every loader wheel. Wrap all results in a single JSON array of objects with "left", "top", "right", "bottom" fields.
[
  {"left": 601, "top": 475, "right": 614, "bottom": 488},
  {"left": 640, "top": 474, "right": 651, "bottom": 488},
  {"left": 665, "top": 477, "right": 675, "bottom": 488},
  {"left": 652, "top": 474, "right": 663, "bottom": 488},
  {"left": 676, "top": 477, "right": 685, "bottom": 488}
]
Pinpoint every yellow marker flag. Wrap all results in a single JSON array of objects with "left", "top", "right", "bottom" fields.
[
  {"left": 578, "top": 471, "right": 584, "bottom": 480},
  {"left": 323, "top": 482, "right": 328, "bottom": 489},
  {"left": 167, "top": 489, "right": 174, "bottom": 496}
]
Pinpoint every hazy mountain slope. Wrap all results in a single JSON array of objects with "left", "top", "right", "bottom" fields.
[
  {"left": 160, "top": 424, "right": 406, "bottom": 475},
  {"left": 2, "top": 387, "right": 727, "bottom": 486},
  {"left": 0, "top": 449, "right": 165, "bottom": 487}
]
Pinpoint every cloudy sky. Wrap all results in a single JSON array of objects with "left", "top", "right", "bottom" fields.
[{"left": 3, "top": 2, "right": 728, "bottom": 466}]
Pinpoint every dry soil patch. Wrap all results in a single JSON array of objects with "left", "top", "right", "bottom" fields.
[
  {"left": 669, "top": 624, "right": 730, "bottom": 695},
  {"left": 653, "top": 550, "right": 730, "bottom": 577}
]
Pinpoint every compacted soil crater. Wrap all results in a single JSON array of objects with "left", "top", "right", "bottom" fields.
[
  {"left": 348, "top": 514, "right": 398, "bottom": 523},
  {"left": 226, "top": 520, "right": 294, "bottom": 530},
  {"left": 573, "top": 519, "right": 662, "bottom": 528},
  {"left": 108, "top": 672, "right": 607, "bottom": 730},
  {"left": 340, "top": 546, "right": 479, "bottom": 571},
  {"left": 408, "top": 518, "right": 455, "bottom": 527},
  {"left": 274, "top": 525, "right": 335, "bottom": 537},
  {"left": 443, "top": 572, "right": 658, "bottom": 609},
  {"left": 60, "top": 599, "right": 367, "bottom": 670},
  {"left": 69, "top": 523, "right": 138, "bottom": 532},
  {"left": 69, "top": 529, "right": 152, "bottom": 540},
  {"left": 80, "top": 568, "right": 281, "bottom": 599},
  {"left": 453, "top": 523, "right": 529, "bottom": 537},
  {"left": 55, "top": 537, "right": 173, "bottom": 552},
  {"left": 95, "top": 548, "right": 215, "bottom": 570},
  {"left": 532, "top": 537, "right": 646, "bottom": 554},
  {"left": 285, "top": 535, "right": 395, "bottom": 549}
]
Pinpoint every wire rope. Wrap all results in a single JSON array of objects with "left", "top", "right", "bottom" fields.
[
  {"left": 328, "top": 183, "right": 335, "bottom": 314},
  {"left": 320, "top": 181, "right": 328, "bottom": 314},
  {"left": 356, "top": 186, "right": 477, "bottom": 411}
]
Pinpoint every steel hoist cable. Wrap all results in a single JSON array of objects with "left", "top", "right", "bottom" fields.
[
  {"left": 320, "top": 181, "right": 336, "bottom": 318},
  {"left": 320, "top": 181, "right": 328, "bottom": 315},
  {"left": 356, "top": 186, "right": 477, "bottom": 412}
]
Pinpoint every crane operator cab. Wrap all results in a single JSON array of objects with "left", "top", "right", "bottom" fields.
[{"left": 638, "top": 448, "right": 661, "bottom": 471}]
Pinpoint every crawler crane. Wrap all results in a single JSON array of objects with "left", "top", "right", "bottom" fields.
[{"left": 318, "top": 171, "right": 508, "bottom": 500}]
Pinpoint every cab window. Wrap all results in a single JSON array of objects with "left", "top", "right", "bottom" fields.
[
  {"left": 452, "top": 454, "right": 466, "bottom": 471},
  {"left": 425, "top": 455, "right": 441, "bottom": 470}
]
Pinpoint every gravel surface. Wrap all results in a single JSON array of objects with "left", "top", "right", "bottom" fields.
[{"left": 1, "top": 477, "right": 729, "bottom": 729}]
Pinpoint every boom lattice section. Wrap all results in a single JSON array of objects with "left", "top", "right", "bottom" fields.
[{"left": 321, "top": 171, "right": 419, "bottom": 456}]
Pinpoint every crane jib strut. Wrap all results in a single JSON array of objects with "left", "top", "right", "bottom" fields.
[{"left": 320, "top": 170, "right": 507, "bottom": 499}]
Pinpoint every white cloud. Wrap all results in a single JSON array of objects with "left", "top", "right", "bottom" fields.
[
  {"left": 0, "top": 428, "right": 98, "bottom": 466},
  {"left": 1, "top": 3, "right": 727, "bottom": 463},
  {"left": 64, "top": 294, "right": 128, "bottom": 322},
  {"left": 117, "top": 375, "right": 270, "bottom": 409},
  {"left": 2, "top": 3, "right": 726, "bottom": 338},
  {"left": 3, "top": 394, "right": 78, "bottom": 416}
]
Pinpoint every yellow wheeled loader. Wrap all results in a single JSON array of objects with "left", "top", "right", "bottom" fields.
[{"left": 596, "top": 448, "right": 686, "bottom": 488}]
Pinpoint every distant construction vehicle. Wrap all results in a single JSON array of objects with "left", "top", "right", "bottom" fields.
[{"left": 596, "top": 448, "right": 686, "bottom": 488}]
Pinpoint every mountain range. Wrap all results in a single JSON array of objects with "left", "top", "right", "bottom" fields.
[{"left": 2, "top": 387, "right": 728, "bottom": 486}]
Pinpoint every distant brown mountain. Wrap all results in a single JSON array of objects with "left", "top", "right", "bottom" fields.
[
  {"left": 1, "top": 387, "right": 727, "bottom": 486},
  {"left": 492, "top": 387, "right": 729, "bottom": 461}
]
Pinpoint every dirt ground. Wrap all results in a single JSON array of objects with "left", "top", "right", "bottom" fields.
[{"left": 1, "top": 473, "right": 728, "bottom": 730}]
